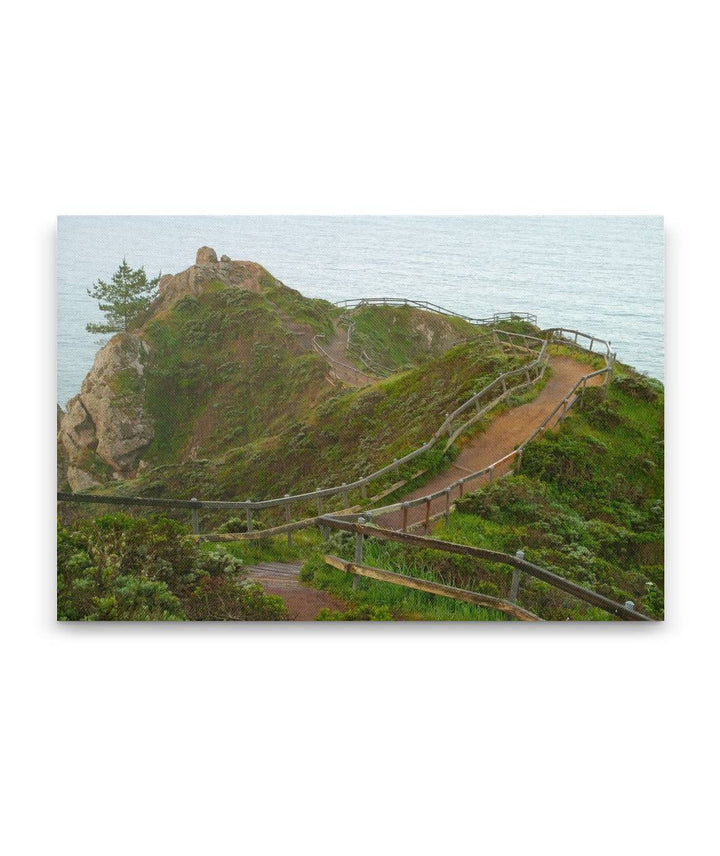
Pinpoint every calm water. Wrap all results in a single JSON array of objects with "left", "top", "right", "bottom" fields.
[{"left": 57, "top": 216, "right": 664, "bottom": 407}]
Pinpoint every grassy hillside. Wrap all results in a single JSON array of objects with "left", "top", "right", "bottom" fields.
[
  {"left": 61, "top": 275, "right": 527, "bottom": 510},
  {"left": 344, "top": 304, "right": 480, "bottom": 372},
  {"left": 141, "top": 276, "right": 338, "bottom": 466},
  {"left": 306, "top": 364, "right": 663, "bottom": 621},
  {"left": 121, "top": 330, "right": 526, "bottom": 508}
]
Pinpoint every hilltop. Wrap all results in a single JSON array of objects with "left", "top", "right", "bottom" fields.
[{"left": 58, "top": 248, "right": 513, "bottom": 499}]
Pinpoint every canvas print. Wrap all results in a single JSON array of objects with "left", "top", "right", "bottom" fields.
[{"left": 57, "top": 216, "right": 664, "bottom": 621}]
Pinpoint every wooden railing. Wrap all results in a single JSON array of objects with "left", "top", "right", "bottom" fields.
[
  {"left": 334, "top": 297, "right": 537, "bottom": 326},
  {"left": 342, "top": 328, "right": 613, "bottom": 531},
  {"left": 311, "top": 333, "right": 375, "bottom": 387},
  {"left": 320, "top": 517, "right": 652, "bottom": 621},
  {"left": 323, "top": 554, "right": 543, "bottom": 621},
  {"left": 58, "top": 312, "right": 613, "bottom": 542},
  {"left": 57, "top": 313, "right": 635, "bottom": 620}
]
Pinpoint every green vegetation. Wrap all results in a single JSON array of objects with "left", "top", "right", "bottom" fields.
[
  {"left": 429, "top": 367, "right": 664, "bottom": 619},
  {"left": 67, "top": 260, "right": 664, "bottom": 621},
  {"left": 57, "top": 514, "right": 288, "bottom": 621},
  {"left": 141, "top": 284, "right": 334, "bottom": 465},
  {"left": 345, "top": 304, "right": 479, "bottom": 372},
  {"left": 299, "top": 539, "right": 506, "bottom": 621},
  {"left": 87, "top": 259, "right": 160, "bottom": 334},
  {"left": 293, "top": 364, "right": 663, "bottom": 621},
  {"left": 108, "top": 300, "right": 526, "bottom": 515}
]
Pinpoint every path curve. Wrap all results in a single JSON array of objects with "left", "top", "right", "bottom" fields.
[
  {"left": 243, "top": 562, "right": 348, "bottom": 620},
  {"left": 316, "top": 321, "right": 376, "bottom": 387},
  {"left": 376, "top": 355, "right": 603, "bottom": 531}
]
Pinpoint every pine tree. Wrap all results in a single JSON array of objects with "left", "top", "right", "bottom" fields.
[{"left": 86, "top": 259, "right": 160, "bottom": 334}]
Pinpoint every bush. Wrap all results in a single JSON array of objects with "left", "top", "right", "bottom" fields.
[
  {"left": 614, "top": 374, "right": 661, "bottom": 402},
  {"left": 580, "top": 387, "right": 621, "bottom": 429},
  {"left": 57, "top": 515, "right": 288, "bottom": 621}
]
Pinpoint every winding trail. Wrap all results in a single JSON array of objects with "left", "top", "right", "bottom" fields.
[
  {"left": 245, "top": 354, "right": 603, "bottom": 613},
  {"left": 376, "top": 355, "right": 603, "bottom": 531},
  {"left": 317, "top": 321, "right": 376, "bottom": 387}
]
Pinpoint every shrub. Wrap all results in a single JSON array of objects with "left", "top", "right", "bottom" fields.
[{"left": 57, "top": 515, "right": 288, "bottom": 621}]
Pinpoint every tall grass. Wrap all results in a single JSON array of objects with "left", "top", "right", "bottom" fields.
[{"left": 300, "top": 534, "right": 507, "bottom": 621}]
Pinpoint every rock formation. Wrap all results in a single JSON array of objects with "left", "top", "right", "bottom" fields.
[
  {"left": 196, "top": 246, "right": 218, "bottom": 265},
  {"left": 58, "top": 248, "right": 266, "bottom": 491},
  {"left": 154, "top": 248, "right": 266, "bottom": 314}
]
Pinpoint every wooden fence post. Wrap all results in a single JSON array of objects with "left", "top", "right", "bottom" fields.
[
  {"left": 425, "top": 497, "right": 431, "bottom": 529},
  {"left": 191, "top": 498, "right": 200, "bottom": 535},
  {"left": 402, "top": 502, "right": 409, "bottom": 533},
  {"left": 509, "top": 550, "right": 524, "bottom": 603},
  {"left": 353, "top": 517, "right": 365, "bottom": 590},
  {"left": 284, "top": 495, "right": 292, "bottom": 547},
  {"left": 317, "top": 490, "right": 323, "bottom": 516},
  {"left": 245, "top": 499, "right": 253, "bottom": 533},
  {"left": 605, "top": 352, "right": 615, "bottom": 391}
]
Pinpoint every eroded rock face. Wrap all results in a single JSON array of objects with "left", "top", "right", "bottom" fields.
[
  {"left": 59, "top": 249, "right": 271, "bottom": 491},
  {"left": 59, "top": 333, "right": 154, "bottom": 490}
]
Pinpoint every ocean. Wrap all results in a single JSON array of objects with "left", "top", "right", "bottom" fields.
[{"left": 57, "top": 215, "right": 664, "bottom": 408}]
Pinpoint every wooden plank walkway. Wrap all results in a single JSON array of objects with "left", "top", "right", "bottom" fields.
[{"left": 242, "top": 562, "right": 348, "bottom": 620}]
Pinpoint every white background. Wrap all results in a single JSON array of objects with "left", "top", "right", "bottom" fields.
[{"left": 2, "top": 1, "right": 717, "bottom": 854}]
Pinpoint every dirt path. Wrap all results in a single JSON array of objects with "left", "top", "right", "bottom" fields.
[
  {"left": 243, "top": 562, "right": 348, "bottom": 620},
  {"left": 376, "top": 355, "right": 603, "bottom": 530},
  {"left": 319, "top": 321, "right": 376, "bottom": 388}
]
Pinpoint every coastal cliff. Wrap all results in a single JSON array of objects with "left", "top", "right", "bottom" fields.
[{"left": 59, "top": 248, "right": 298, "bottom": 490}]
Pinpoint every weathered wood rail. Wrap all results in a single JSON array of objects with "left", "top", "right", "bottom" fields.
[
  {"left": 311, "top": 332, "right": 376, "bottom": 387},
  {"left": 57, "top": 298, "right": 615, "bottom": 572},
  {"left": 58, "top": 315, "right": 613, "bottom": 537},
  {"left": 323, "top": 554, "right": 542, "bottom": 621},
  {"left": 320, "top": 518, "right": 652, "bottom": 621},
  {"left": 334, "top": 297, "right": 537, "bottom": 327},
  {"left": 56, "top": 300, "right": 634, "bottom": 620}
]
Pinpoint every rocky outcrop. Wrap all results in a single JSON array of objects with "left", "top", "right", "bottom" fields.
[
  {"left": 154, "top": 248, "right": 266, "bottom": 314},
  {"left": 196, "top": 246, "right": 218, "bottom": 265},
  {"left": 59, "top": 248, "right": 275, "bottom": 491},
  {"left": 59, "top": 333, "right": 153, "bottom": 490}
]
